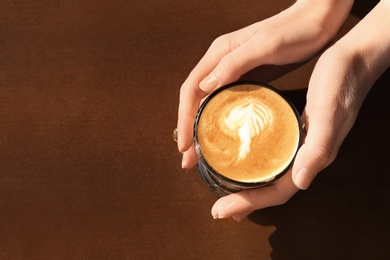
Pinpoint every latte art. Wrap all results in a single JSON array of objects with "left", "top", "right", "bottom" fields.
[
  {"left": 224, "top": 99, "right": 272, "bottom": 160},
  {"left": 195, "top": 82, "right": 301, "bottom": 185}
]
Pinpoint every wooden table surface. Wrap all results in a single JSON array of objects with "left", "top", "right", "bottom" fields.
[{"left": 0, "top": 0, "right": 389, "bottom": 259}]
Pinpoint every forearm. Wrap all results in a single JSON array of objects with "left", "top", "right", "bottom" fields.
[
  {"left": 333, "top": 0, "right": 390, "bottom": 91},
  {"left": 260, "top": 0, "right": 355, "bottom": 64},
  {"left": 290, "top": 0, "right": 355, "bottom": 41}
]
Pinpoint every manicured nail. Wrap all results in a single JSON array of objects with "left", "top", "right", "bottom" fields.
[
  {"left": 177, "top": 137, "right": 183, "bottom": 153},
  {"left": 200, "top": 74, "right": 218, "bottom": 92},
  {"left": 211, "top": 200, "right": 224, "bottom": 219},
  {"left": 174, "top": 128, "right": 183, "bottom": 152},
  {"left": 181, "top": 155, "right": 187, "bottom": 169},
  {"left": 295, "top": 168, "right": 310, "bottom": 190},
  {"left": 232, "top": 215, "right": 242, "bottom": 222},
  {"left": 181, "top": 154, "right": 186, "bottom": 169},
  {"left": 173, "top": 128, "right": 178, "bottom": 142}
]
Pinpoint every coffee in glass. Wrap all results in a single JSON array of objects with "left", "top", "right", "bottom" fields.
[{"left": 194, "top": 81, "right": 302, "bottom": 197}]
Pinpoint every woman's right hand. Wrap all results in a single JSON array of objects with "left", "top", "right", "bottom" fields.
[{"left": 177, "top": 0, "right": 354, "bottom": 169}]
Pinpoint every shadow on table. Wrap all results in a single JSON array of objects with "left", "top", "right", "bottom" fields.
[
  {"left": 240, "top": 2, "right": 389, "bottom": 259},
  {"left": 351, "top": 0, "right": 379, "bottom": 19},
  {"left": 247, "top": 69, "right": 390, "bottom": 260}
]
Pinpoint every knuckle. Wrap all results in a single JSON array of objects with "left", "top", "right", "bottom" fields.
[
  {"left": 312, "top": 144, "right": 335, "bottom": 167},
  {"left": 219, "top": 53, "right": 239, "bottom": 73},
  {"left": 212, "top": 34, "right": 230, "bottom": 47},
  {"left": 277, "top": 195, "right": 291, "bottom": 205},
  {"left": 179, "top": 82, "right": 189, "bottom": 96}
]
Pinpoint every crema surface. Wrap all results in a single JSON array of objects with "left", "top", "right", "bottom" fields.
[{"left": 197, "top": 84, "right": 300, "bottom": 183}]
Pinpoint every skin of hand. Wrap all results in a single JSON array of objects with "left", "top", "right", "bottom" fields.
[
  {"left": 177, "top": 0, "right": 390, "bottom": 221},
  {"left": 212, "top": 0, "right": 390, "bottom": 221},
  {"left": 177, "top": 0, "right": 354, "bottom": 159}
]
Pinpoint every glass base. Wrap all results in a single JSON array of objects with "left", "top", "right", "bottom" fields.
[{"left": 197, "top": 161, "right": 242, "bottom": 197}]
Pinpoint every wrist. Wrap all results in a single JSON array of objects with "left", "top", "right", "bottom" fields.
[
  {"left": 292, "top": 0, "right": 354, "bottom": 41},
  {"left": 337, "top": 1, "right": 390, "bottom": 88}
]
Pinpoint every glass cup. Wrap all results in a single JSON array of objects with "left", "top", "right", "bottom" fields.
[{"left": 193, "top": 81, "right": 303, "bottom": 197}]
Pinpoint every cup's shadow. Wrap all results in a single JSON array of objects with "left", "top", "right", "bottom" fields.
[{"left": 246, "top": 68, "right": 390, "bottom": 260}]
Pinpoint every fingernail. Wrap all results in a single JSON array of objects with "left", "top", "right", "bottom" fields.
[
  {"left": 232, "top": 215, "right": 242, "bottom": 222},
  {"left": 200, "top": 74, "right": 218, "bottom": 92},
  {"left": 295, "top": 168, "right": 310, "bottom": 190},
  {"left": 176, "top": 133, "right": 184, "bottom": 153},
  {"left": 175, "top": 128, "right": 183, "bottom": 152},
  {"left": 173, "top": 128, "right": 178, "bottom": 142},
  {"left": 211, "top": 200, "right": 224, "bottom": 219},
  {"left": 181, "top": 154, "right": 186, "bottom": 169}
]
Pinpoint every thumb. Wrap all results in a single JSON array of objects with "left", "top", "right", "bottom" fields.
[
  {"left": 292, "top": 111, "right": 338, "bottom": 190},
  {"left": 292, "top": 142, "right": 333, "bottom": 190},
  {"left": 199, "top": 42, "right": 268, "bottom": 92},
  {"left": 211, "top": 171, "right": 299, "bottom": 221}
]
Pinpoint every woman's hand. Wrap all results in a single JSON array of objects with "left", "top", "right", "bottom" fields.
[
  {"left": 211, "top": 0, "right": 390, "bottom": 222},
  {"left": 177, "top": 0, "right": 353, "bottom": 169}
]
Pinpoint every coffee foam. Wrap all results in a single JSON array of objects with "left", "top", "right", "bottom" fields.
[
  {"left": 196, "top": 84, "right": 300, "bottom": 183},
  {"left": 224, "top": 97, "right": 272, "bottom": 160}
]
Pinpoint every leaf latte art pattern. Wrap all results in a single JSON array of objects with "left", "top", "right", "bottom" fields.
[{"left": 224, "top": 99, "right": 272, "bottom": 160}]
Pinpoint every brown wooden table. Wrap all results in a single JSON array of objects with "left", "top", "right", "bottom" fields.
[{"left": 1, "top": 0, "right": 388, "bottom": 259}]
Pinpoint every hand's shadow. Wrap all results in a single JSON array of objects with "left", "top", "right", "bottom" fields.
[
  {"left": 351, "top": 0, "right": 379, "bottom": 19},
  {"left": 239, "top": 2, "right": 388, "bottom": 259},
  {"left": 247, "top": 67, "right": 390, "bottom": 260}
]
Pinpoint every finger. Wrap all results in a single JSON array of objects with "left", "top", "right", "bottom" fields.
[
  {"left": 211, "top": 171, "right": 299, "bottom": 221},
  {"left": 292, "top": 103, "right": 354, "bottom": 190},
  {"left": 292, "top": 0, "right": 390, "bottom": 190},
  {"left": 199, "top": 39, "right": 270, "bottom": 92},
  {"left": 292, "top": 83, "right": 343, "bottom": 189},
  {"left": 181, "top": 144, "right": 198, "bottom": 169},
  {"left": 177, "top": 83, "right": 204, "bottom": 153},
  {"left": 177, "top": 37, "right": 234, "bottom": 152},
  {"left": 291, "top": 43, "right": 357, "bottom": 190}
]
